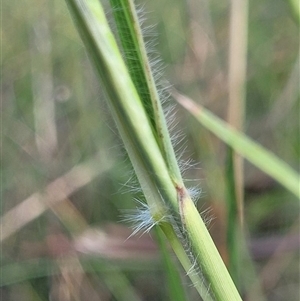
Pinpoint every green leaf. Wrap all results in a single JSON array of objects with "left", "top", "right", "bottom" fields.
[{"left": 175, "top": 92, "right": 300, "bottom": 199}]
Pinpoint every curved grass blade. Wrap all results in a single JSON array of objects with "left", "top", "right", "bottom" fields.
[{"left": 175, "top": 92, "right": 300, "bottom": 199}]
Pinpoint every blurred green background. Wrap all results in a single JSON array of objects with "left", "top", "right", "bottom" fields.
[{"left": 2, "top": 0, "right": 299, "bottom": 300}]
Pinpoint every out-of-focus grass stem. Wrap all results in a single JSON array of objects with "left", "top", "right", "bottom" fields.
[
  {"left": 30, "top": 2, "right": 57, "bottom": 161},
  {"left": 226, "top": 0, "right": 248, "bottom": 288},
  {"left": 227, "top": 0, "right": 248, "bottom": 229}
]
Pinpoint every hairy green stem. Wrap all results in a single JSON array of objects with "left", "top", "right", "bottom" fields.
[{"left": 65, "top": 0, "right": 243, "bottom": 299}]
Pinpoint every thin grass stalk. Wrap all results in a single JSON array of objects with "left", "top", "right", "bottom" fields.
[
  {"left": 225, "top": 148, "right": 240, "bottom": 286},
  {"left": 65, "top": 0, "right": 243, "bottom": 300},
  {"left": 154, "top": 227, "right": 187, "bottom": 301},
  {"left": 224, "top": 152, "right": 267, "bottom": 300},
  {"left": 227, "top": 0, "right": 248, "bottom": 230},
  {"left": 31, "top": 2, "right": 57, "bottom": 161},
  {"left": 226, "top": 0, "right": 249, "bottom": 289}
]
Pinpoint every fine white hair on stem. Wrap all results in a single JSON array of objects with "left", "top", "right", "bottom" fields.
[
  {"left": 185, "top": 254, "right": 207, "bottom": 293},
  {"left": 186, "top": 254, "right": 199, "bottom": 276},
  {"left": 109, "top": 3, "right": 210, "bottom": 294},
  {"left": 121, "top": 199, "right": 166, "bottom": 238},
  {"left": 119, "top": 171, "right": 141, "bottom": 195},
  {"left": 111, "top": 157, "right": 143, "bottom": 196},
  {"left": 187, "top": 186, "right": 202, "bottom": 204},
  {"left": 200, "top": 206, "right": 215, "bottom": 229},
  {"left": 206, "top": 283, "right": 215, "bottom": 301},
  {"left": 112, "top": 1, "right": 197, "bottom": 181},
  {"left": 179, "top": 158, "right": 200, "bottom": 174}
]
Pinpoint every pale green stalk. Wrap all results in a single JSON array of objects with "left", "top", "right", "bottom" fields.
[
  {"left": 227, "top": 0, "right": 248, "bottom": 288},
  {"left": 154, "top": 226, "right": 187, "bottom": 301},
  {"left": 159, "top": 222, "right": 214, "bottom": 301},
  {"left": 65, "top": 0, "right": 243, "bottom": 300},
  {"left": 180, "top": 191, "right": 242, "bottom": 301}
]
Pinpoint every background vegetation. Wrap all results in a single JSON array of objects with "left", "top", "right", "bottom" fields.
[{"left": 1, "top": 0, "right": 299, "bottom": 300}]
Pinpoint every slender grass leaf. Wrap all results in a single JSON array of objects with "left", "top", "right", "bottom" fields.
[{"left": 175, "top": 92, "right": 300, "bottom": 199}]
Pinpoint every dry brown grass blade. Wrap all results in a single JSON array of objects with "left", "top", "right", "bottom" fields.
[{"left": 0, "top": 152, "right": 113, "bottom": 242}]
